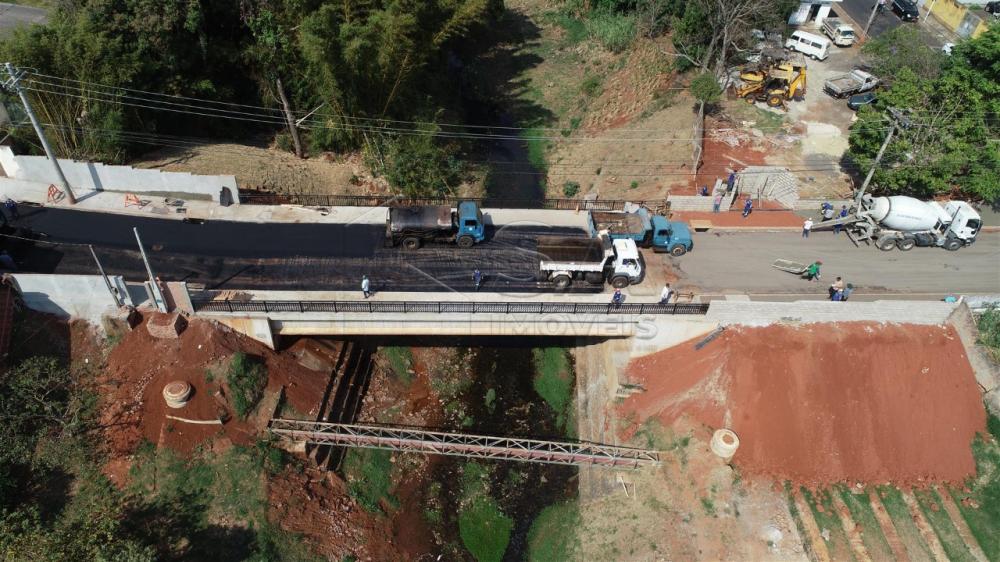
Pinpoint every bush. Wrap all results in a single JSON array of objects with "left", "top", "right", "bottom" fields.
[
  {"left": 586, "top": 13, "right": 636, "bottom": 53},
  {"left": 690, "top": 73, "right": 723, "bottom": 104},
  {"left": 0, "top": 357, "right": 82, "bottom": 465},
  {"left": 532, "top": 348, "right": 574, "bottom": 430},
  {"left": 226, "top": 353, "right": 267, "bottom": 419},
  {"left": 383, "top": 128, "right": 465, "bottom": 198},
  {"left": 342, "top": 448, "right": 396, "bottom": 514},
  {"left": 527, "top": 501, "right": 581, "bottom": 561},
  {"left": 562, "top": 181, "right": 580, "bottom": 197}
]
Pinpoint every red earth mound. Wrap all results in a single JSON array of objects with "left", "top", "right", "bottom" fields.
[{"left": 620, "top": 322, "right": 986, "bottom": 486}]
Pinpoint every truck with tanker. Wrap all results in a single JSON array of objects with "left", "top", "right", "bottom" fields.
[
  {"left": 590, "top": 203, "right": 693, "bottom": 256},
  {"left": 537, "top": 232, "right": 643, "bottom": 290},
  {"left": 824, "top": 69, "right": 879, "bottom": 98},
  {"left": 816, "top": 195, "right": 982, "bottom": 251},
  {"left": 385, "top": 201, "right": 485, "bottom": 249}
]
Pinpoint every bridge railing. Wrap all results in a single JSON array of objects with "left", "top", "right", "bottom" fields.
[
  {"left": 193, "top": 298, "right": 710, "bottom": 315},
  {"left": 238, "top": 192, "right": 657, "bottom": 211}
]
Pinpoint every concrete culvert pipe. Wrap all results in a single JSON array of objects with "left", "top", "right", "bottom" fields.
[
  {"left": 163, "top": 381, "right": 192, "bottom": 409},
  {"left": 710, "top": 429, "right": 740, "bottom": 463}
]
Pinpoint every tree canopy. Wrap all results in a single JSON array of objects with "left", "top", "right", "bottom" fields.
[{"left": 847, "top": 25, "right": 1000, "bottom": 202}]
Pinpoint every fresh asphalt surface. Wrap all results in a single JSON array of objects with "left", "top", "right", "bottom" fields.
[
  {"left": 673, "top": 230, "right": 1000, "bottom": 295},
  {"left": 4, "top": 205, "right": 597, "bottom": 292}
]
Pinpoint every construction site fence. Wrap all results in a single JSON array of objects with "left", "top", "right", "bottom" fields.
[
  {"left": 193, "top": 299, "right": 710, "bottom": 316},
  {"left": 238, "top": 192, "right": 658, "bottom": 211}
]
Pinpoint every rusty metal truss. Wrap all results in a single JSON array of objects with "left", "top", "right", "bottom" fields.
[{"left": 269, "top": 418, "right": 660, "bottom": 469}]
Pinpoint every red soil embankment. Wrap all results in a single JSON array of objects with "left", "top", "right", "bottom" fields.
[{"left": 620, "top": 323, "right": 986, "bottom": 486}]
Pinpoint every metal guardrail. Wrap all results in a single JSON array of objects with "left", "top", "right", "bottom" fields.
[
  {"left": 238, "top": 192, "right": 656, "bottom": 211},
  {"left": 193, "top": 299, "right": 710, "bottom": 315},
  {"left": 269, "top": 418, "right": 660, "bottom": 468}
]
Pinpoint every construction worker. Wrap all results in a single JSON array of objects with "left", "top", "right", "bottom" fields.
[
  {"left": 804, "top": 261, "right": 822, "bottom": 282},
  {"left": 361, "top": 275, "right": 371, "bottom": 299},
  {"left": 473, "top": 269, "right": 483, "bottom": 291},
  {"left": 4, "top": 198, "right": 19, "bottom": 220},
  {"left": 0, "top": 250, "right": 15, "bottom": 271},
  {"left": 841, "top": 283, "right": 854, "bottom": 301},
  {"left": 802, "top": 217, "right": 814, "bottom": 238},
  {"left": 742, "top": 197, "right": 753, "bottom": 218},
  {"left": 659, "top": 283, "right": 673, "bottom": 304},
  {"left": 822, "top": 205, "right": 835, "bottom": 222},
  {"left": 829, "top": 276, "right": 844, "bottom": 300},
  {"left": 712, "top": 192, "right": 723, "bottom": 213},
  {"left": 834, "top": 206, "right": 848, "bottom": 235},
  {"left": 612, "top": 289, "right": 624, "bottom": 306}
]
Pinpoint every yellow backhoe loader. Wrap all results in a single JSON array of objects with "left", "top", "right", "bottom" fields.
[{"left": 733, "top": 60, "right": 807, "bottom": 108}]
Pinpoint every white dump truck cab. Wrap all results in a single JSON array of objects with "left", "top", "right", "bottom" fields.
[{"left": 610, "top": 238, "right": 642, "bottom": 284}]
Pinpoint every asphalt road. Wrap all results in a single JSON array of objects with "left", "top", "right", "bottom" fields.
[
  {"left": 672, "top": 231, "right": 1000, "bottom": 295},
  {"left": 3, "top": 206, "right": 597, "bottom": 293},
  {"left": 838, "top": 0, "right": 943, "bottom": 46},
  {"left": 0, "top": 3, "right": 47, "bottom": 36}
]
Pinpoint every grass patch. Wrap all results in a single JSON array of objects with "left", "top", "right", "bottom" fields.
[
  {"left": 562, "top": 181, "right": 580, "bottom": 197},
  {"left": 381, "top": 346, "right": 414, "bottom": 384},
  {"left": 226, "top": 352, "right": 267, "bottom": 419},
  {"left": 580, "top": 74, "right": 602, "bottom": 97},
  {"left": 950, "top": 435, "right": 1000, "bottom": 560},
  {"left": 459, "top": 461, "right": 513, "bottom": 562},
  {"left": 913, "top": 487, "right": 976, "bottom": 562},
  {"left": 836, "top": 486, "right": 894, "bottom": 560},
  {"left": 521, "top": 127, "right": 550, "bottom": 173},
  {"left": 553, "top": 13, "right": 588, "bottom": 44},
  {"left": 977, "top": 306, "right": 1000, "bottom": 361},
  {"left": 878, "top": 485, "right": 936, "bottom": 561},
  {"left": 527, "top": 500, "right": 580, "bottom": 561},
  {"left": 531, "top": 348, "right": 574, "bottom": 431},
  {"left": 586, "top": 13, "right": 636, "bottom": 53},
  {"left": 801, "top": 487, "right": 854, "bottom": 562},
  {"left": 342, "top": 448, "right": 396, "bottom": 514}
]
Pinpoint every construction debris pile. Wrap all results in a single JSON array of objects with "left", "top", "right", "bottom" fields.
[{"left": 619, "top": 322, "right": 986, "bottom": 486}]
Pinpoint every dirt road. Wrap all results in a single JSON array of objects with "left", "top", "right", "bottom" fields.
[{"left": 672, "top": 231, "right": 1000, "bottom": 294}]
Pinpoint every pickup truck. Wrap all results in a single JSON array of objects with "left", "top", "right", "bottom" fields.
[
  {"left": 537, "top": 232, "right": 642, "bottom": 290},
  {"left": 385, "top": 200, "right": 485, "bottom": 249},
  {"left": 824, "top": 69, "right": 879, "bottom": 98},
  {"left": 590, "top": 204, "right": 693, "bottom": 256},
  {"left": 821, "top": 18, "right": 856, "bottom": 47}
]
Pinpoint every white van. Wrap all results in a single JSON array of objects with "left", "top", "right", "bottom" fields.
[{"left": 785, "top": 30, "right": 831, "bottom": 60}]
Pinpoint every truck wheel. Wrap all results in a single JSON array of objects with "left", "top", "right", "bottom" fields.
[
  {"left": 767, "top": 95, "right": 783, "bottom": 107},
  {"left": 553, "top": 275, "right": 572, "bottom": 290},
  {"left": 875, "top": 236, "right": 896, "bottom": 251},
  {"left": 610, "top": 276, "right": 629, "bottom": 289},
  {"left": 944, "top": 238, "right": 962, "bottom": 251},
  {"left": 457, "top": 235, "right": 474, "bottom": 248},
  {"left": 670, "top": 245, "right": 687, "bottom": 257},
  {"left": 403, "top": 237, "right": 421, "bottom": 250},
  {"left": 896, "top": 238, "right": 915, "bottom": 251}
]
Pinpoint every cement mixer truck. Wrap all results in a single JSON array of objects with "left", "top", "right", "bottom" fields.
[{"left": 818, "top": 195, "right": 982, "bottom": 251}]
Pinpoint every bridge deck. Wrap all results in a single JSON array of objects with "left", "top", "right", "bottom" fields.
[{"left": 269, "top": 419, "right": 660, "bottom": 468}]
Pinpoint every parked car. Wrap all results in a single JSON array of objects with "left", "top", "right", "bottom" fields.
[
  {"left": 941, "top": 42, "right": 955, "bottom": 55},
  {"left": 891, "top": 0, "right": 919, "bottom": 21},
  {"left": 784, "top": 30, "right": 831, "bottom": 61},
  {"left": 986, "top": 1, "right": 1000, "bottom": 18},
  {"left": 848, "top": 91, "right": 877, "bottom": 111}
]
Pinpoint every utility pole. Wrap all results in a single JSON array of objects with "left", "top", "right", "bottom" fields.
[
  {"left": 133, "top": 228, "right": 167, "bottom": 312},
  {"left": 275, "top": 76, "right": 304, "bottom": 159},
  {"left": 855, "top": 108, "right": 907, "bottom": 210},
  {"left": 863, "top": 0, "right": 884, "bottom": 39},
  {"left": 2, "top": 63, "right": 76, "bottom": 204},
  {"left": 89, "top": 245, "right": 122, "bottom": 308}
]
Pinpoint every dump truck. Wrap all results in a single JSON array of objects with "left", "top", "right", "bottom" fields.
[
  {"left": 814, "top": 195, "right": 982, "bottom": 251},
  {"left": 732, "top": 60, "right": 806, "bottom": 108},
  {"left": 590, "top": 204, "right": 693, "bottom": 256},
  {"left": 821, "top": 18, "right": 856, "bottom": 46},
  {"left": 824, "top": 69, "right": 878, "bottom": 98},
  {"left": 385, "top": 201, "right": 485, "bottom": 249},
  {"left": 537, "top": 232, "right": 643, "bottom": 290}
]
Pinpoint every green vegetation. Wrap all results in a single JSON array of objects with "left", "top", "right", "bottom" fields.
[
  {"left": 342, "top": 448, "right": 397, "bottom": 514},
  {"left": 484, "top": 388, "right": 497, "bottom": 414},
  {"left": 580, "top": 74, "right": 603, "bottom": 97},
  {"left": 977, "top": 307, "right": 1000, "bottom": 362},
  {"left": 526, "top": 501, "right": 580, "bottom": 561},
  {"left": 457, "top": 462, "right": 513, "bottom": 562},
  {"left": 801, "top": 487, "right": 851, "bottom": 560},
  {"left": 226, "top": 352, "right": 267, "bottom": 419},
  {"left": 586, "top": 13, "right": 636, "bottom": 53},
  {"left": 531, "top": 348, "right": 575, "bottom": 431},
  {"left": 878, "top": 485, "right": 937, "bottom": 561},
  {"left": 521, "top": 127, "right": 550, "bottom": 173},
  {"left": 913, "top": 488, "right": 975, "bottom": 562},
  {"left": 382, "top": 346, "right": 414, "bottom": 384},
  {"left": 689, "top": 72, "right": 722, "bottom": 104},
  {"left": 377, "top": 128, "right": 467, "bottom": 198},
  {"left": 951, "top": 434, "right": 1000, "bottom": 560},
  {"left": 836, "top": 486, "right": 894, "bottom": 560},
  {"left": 849, "top": 26, "right": 999, "bottom": 201},
  {"left": 562, "top": 181, "right": 581, "bottom": 197}
]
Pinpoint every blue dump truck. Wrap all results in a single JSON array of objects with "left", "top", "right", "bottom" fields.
[
  {"left": 385, "top": 200, "right": 485, "bottom": 249},
  {"left": 591, "top": 204, "right": 693, "bottom": 256}
]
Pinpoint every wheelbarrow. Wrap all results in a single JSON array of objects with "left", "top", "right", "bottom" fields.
[{"left": 772, "top": 259, "right": 820, "bottom": 279}]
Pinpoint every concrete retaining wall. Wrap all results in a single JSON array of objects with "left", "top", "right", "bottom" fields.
[
  {"left": 706, "top": 300, "right": 959, "bottom": 326},
  {"left": 0, "top": 146, "right": 239, "bottom": 203},
  {"left": 9, "top": 273, "right": 127, "bottom": 324},
  {"left": 668, "top": 195, "right": 715, "bottom": 211}
]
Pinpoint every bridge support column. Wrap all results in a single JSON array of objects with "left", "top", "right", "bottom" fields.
[{"left": 215, "top": 316, "right": 276, "bottom": 350}]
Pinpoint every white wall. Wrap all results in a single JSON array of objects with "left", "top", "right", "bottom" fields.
[
  {"left": 706, "top": 299, "right": 958, "bottom": 326},
  {"left": 0, "top": 146, "right": 239, "bottom": 203},
  {"left": 10, "top": 273, "right": 128, "bottom": 325}
]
